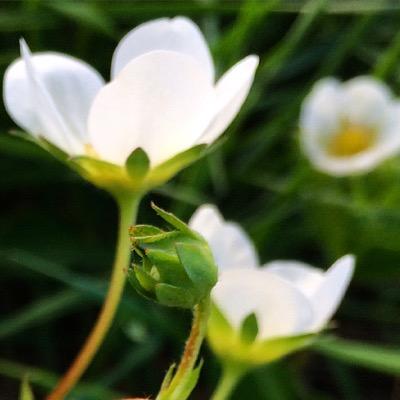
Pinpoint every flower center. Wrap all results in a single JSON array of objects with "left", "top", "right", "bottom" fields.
[{"left": 328, "top": 124, "right": 376, "bottom": 157}]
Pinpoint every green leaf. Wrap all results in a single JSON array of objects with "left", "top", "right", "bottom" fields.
[
  {"left": 0, "top": 290, "right": 82, "bottom": 340},
  {"left": 175, "top": 242, "right": 218, "bottom": 296},
  {"left": 126, "top": 147, "right": 150, "bottom": 182},
  {"left": 0, "top": 357, "right": 122, "bottom": 398},
  {"left": 20, "top": 376, "right": 34, "bottom": 400},
  {"left": 148, "top": 144, "right": 207, "bottom": 186},
  {"left": 313, "top": 336, "right": 400, "bottom": 375}
]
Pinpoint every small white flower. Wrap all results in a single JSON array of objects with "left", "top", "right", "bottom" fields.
[
  {"left": 3, "top": 17, "right": 258, "bottom": 167},
  {"left": 189, "top": 205, "right": 354, "bottom": 342},
  {"left": 300, "top": 76, "right": 400, "bottom": 176}
]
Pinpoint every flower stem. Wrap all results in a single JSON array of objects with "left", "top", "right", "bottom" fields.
[
  {"left": 157, "top": 297, "right": 211, "bottom": 400},
  {"left": 210, "top": 363, "right": 247, "bottom": 400},
  {"left": 47, "top": 193, "right": 141, "bottom": 400}
]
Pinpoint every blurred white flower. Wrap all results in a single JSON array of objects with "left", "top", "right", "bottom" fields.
[
  {"left": 189, "top": 205, "right": 354, "bottom": 364},
  {"left": 3, "top": 17, "right": 258, "bottom": 167},
  {"left": 300, "top": 76, "right": 400, "bottom": 176}
]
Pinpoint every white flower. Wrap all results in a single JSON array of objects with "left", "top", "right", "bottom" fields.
[
  {"left": 3, "top": 17, "right": 258, "bottom": 167},
  {"left": 189, "top": 205, "right": 354, "bottom": 342},
  {"left": 300, "top": 76, "right": 400, "bottom": 176}
]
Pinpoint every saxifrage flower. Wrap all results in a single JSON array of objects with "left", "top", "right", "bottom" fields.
[
  {"left": 3, "top": 17, "right": 258, "bottom": 192},
  {"left": 300, "top": 76, "right": 400, "bottom": 176},
  {"left": 189, "top": 205, "right": 354, "bottom": 365}
]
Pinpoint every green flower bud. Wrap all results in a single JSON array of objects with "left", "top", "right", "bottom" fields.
[{"left": 128, "top": 203, "right": 218, "bottom": 308}]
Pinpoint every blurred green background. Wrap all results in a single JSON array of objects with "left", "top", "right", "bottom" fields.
[{"left": 1, "top": 0, "right": 400, "bottom": 399}]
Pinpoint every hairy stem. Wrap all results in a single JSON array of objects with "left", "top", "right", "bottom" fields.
[
  {"left": 157, "top": 297, "right": 211, "bottom": 400},
  {"left": 47, "top": 193, "right": 141, "bottom": 400}
]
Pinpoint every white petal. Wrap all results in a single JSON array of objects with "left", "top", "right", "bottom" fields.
[
  {"left": 198, "top": 55, "right": 259, "bottom": 144},
  {"left": 342, "top": 76, "right": 392, "bottom": 129},
  {"left": 189, "top": 204, "right": 224, "bottom": 241},
  {"left": 189, "top": 204, "right": 259, "bottom": 272},
  {"left": 89, "top": 50, "right": 215, "bottom": 166},
  {"left": 212, "top": 269, "right": 314, "bottom": 340},
  {"left": 3, "top": 40, "right": 104, "bottom": 154},
  {"left": 264, "top": 260, "right": 324, "bottom": 297},
  {"left": 111, "top": 17, "right": 214, "bottom": 82},
  {"left": 309, "top": 255, "right": 355, "bottom": 331},
  {"left": 300, "top": 77, "right": 342, "bottom": 140}
]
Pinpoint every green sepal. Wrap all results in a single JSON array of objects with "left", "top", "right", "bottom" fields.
[
  {"left": 127, "top": 266, "right": 157, "bottom": 301},
  {"left": 207, "top": 304, "right": 315, "bottom": 366},
  {"left": 240, "top": 313, "right": 259, "bottom": 344},
  {"left": 130, "top": 225, "right": 178, "bottom": 244},
  {"left": 159, "top": 363, "right": 176, "bottom": 392},
  {"left": 255, "top": 333, "right": 315, "bottom": 363},
  {"left": 8, "top": 133, "right": 209, "bottom": 195},
  {"left": 155, "top": 283, "right": 195, "bottom": 308},
  {"left": 19, "top": 376, "right": 34, "bottom": 400},
  {"left": 147, "top": 144, "right": 207, "bottom": 186},
  {"left": 70, "top": 155, "right": 130, "bottom": 191},
  {"left": 39, "top": 137, "right": 70, "bottom": 162},
  {"left": 10, "top": 130, "right": 69, "bottom": 164},
  {"left": 135, "top": 267, "right": 157, "bottom": 293},
  {"left": 175, "top": 242, "right": 218, "bottom": 296},
  {"left": 170, "top": 360, "right": 204, "bottom": 400},
  {"left": 125, "top": 147, "right": 150, "bottom": 181},
  {"left": 129, "top": 224, "right": 164, "bottom": 239},
  {"left": 151, "top": 202, "right": 194, "bottom": 236},
  {"left": 145, "top": 248, "right": 187, "bottom": 284}
]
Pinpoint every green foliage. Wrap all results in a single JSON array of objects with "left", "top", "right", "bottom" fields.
[
  {"left": 314, "top": 336, "right": 400, "bottom": 375},
  {"left": 1, "top": 0, "right": 400, "bottom": 399}
]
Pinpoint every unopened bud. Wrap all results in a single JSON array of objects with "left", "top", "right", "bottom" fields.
[{"left": 128, "top": 203, "right": 218, "bottom": 308}]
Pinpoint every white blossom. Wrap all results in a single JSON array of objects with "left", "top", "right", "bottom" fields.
[
  {"left": 3, "top": 17, "right": 258, "bottom": 167},
  {"left": 190, "top": 205, "right": 354, "bottom": 340},
  {"left": 300, "top": 76, "right": 400, "bottom": 176}
]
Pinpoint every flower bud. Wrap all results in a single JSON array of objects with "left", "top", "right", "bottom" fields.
[{"left": 128, "top": 203, "right": 218, "bottom": 308}]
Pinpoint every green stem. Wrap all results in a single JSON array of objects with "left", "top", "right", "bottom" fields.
[
  {"left": 47, "top": 193, "right": 141, "bottom": 400},
  {"left": 210, "top": 363, "right": 247, "bottom": 400},
  {"left": 157, "top": 297, "right": 211, "bottom": 400}
]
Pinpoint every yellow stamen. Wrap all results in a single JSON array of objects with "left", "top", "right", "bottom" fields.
[
  {"left": 84, "top": 143, "right": 98, "bottom": 157},
  {"left": 328, "top": 125, "right": 376, "bottom": 157}
]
